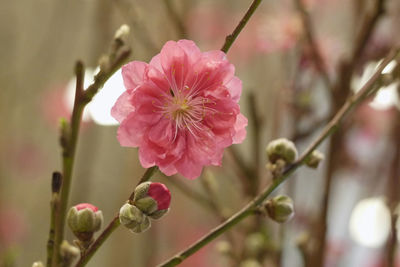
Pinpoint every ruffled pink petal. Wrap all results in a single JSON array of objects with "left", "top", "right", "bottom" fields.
[
  {"left": 149, "top": 54, "right": 163, "bottom": 72},
  {"left": 148, "top": 118, "right": 174, "bottom": 147},
  {"left": 138, "top": 146, "right": 156, "bottom": 168},
  {"left": 177, "top": 40, "right": 202, "bottom": 64},
  {"left": 225, "top": 76, "right": 242, "bottom": 103},
  {"left": 232, "top": 113, "right": 248, "bottom": 144},
  {"left": 117, "top": 113, "right": 146, "bottom": 147},
  {"left": 189, "top": 57, "right": 234, "bottom": 94},
  {"left": 158, "top": 163, "right": 177, "bottom": 177},
  {"left": 111, "top": 91, "right": 134, "bottom": 123},
  {"left": 122, "top": 61, "right": 148, "bottom": 91},
  {"left": 160, "top": 41, "right": 190, "bottom": 91},
  {"left": 175, "top": 154, "right": 203, "bottom": 179}
]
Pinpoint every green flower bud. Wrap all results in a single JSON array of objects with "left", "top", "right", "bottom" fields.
[
  {"left": 67, "top": 203, "right": 103, "bottom": 242},
  {"left": 134, "top": 197, "right": 158, "bottom": 215},
  {"left": 266, "top": 138, "right": 298, "bottom": 164},
  {"left": 305, "top": 150, "right": 324, "bottom": 169},
  {"left": 119, "top": 203, "right": 151, "bottom": 233},
  {"left": 265, "top": 195, "right": 294, "bottom": 223}
]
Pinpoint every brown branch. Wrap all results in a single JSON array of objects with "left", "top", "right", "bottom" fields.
[{"left": 294, "top": 0, "right": 331, "bottom": 88}]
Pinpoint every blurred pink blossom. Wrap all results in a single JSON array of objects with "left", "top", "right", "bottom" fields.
[
  {"left": 255, "top": 12, "right": 302, "bottom": 53},
  {"left": 40, "top": 85, "right": 92, "bottom": 130},
  {"left": 0, "top": 208, "right": 27, "bottom": 247},
  {"left": 186, "top": 4, "right": 302, "bottom": 65},
  {"left": 5, "top": 140, "right": 45, "bottom": 179},
  {"left": 112, "top": 40, "right": 247, "bottom": 179},
  {"left": 40, "top": 85, "right": 71, "bottom": 128}
]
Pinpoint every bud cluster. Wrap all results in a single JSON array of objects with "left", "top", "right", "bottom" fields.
[
  {"left": 266, "top": 138, "right": 298, "bottom": 177},
  {"left": 119, "top": 182, "right": 171, "bottom": 233}
]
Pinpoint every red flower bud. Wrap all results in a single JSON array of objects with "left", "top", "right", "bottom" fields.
[
  {"left": 147, "top": 183, "right": 171, "bottom": 210},
  {"left": 134, "top": 182, "right": 171, "bottom": 219}
]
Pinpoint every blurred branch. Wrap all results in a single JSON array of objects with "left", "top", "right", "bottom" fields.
[
  {"left": 227, "top": 147, "right": 254, "bottom": 196},
  {"left": 50, "top": 30, "right": 131, "bottom": 266},
  {"left": 248, "top": 92, "right": 263, "bottom": 195},
  {"left": 385, "top": 111, "right": 400, "bottom": 267},
  {"left": 75, "top": 167, "right": 158, "bottom": 267},
  {"left": 350, "top": 0, "right": 385, "bottom": 65},
  {"left": 156, "top": 47, "right": 400, "bottom": 267},
  {"left": 292, "top": 116, "right": 329, "bottom": 142},
  {"left": 221, "top": 0, "right": 264, "bottom": 53},
  {"left": 294, "top": 0, "right": 331, "bottom": 89},
  {"left": 169, "top": 176, "right": 216, "bottom": 212},
  {"left": 312, "top": 2, "right": 387, "bottom": 265},
  {"left": 163, "top": 0, "right": 187, "bottom": 38}
]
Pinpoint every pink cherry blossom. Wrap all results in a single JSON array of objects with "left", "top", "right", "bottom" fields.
[{"left": 112, "top": 40, "right": 247, "bottom": 179}]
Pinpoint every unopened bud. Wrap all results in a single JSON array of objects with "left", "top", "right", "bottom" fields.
[
  {"left": 265, "top": 195, "right": 294, "bottom": 223},
  {"left": 67, "top": 203, "right": 103, "bottom": 242},
  {"left": 305, "top": 150, "right": 324, "bottom": 169},
  {"left": 32, "top": 262, "right": 44, "bottom": 267},
  {"left": 114, "top": 24, "right": 130, "bottom": 41},
  {"left": 134, "top": 182, "right": 171, "bottom": 219},
  {"left": 119, "top": 203, "right": 151, "bottom": 233},
  {"left": 98, "top": 55, "right": 110, "bottom": 72},
  {"left": 266, "top": 138, "right": 298, "bottom": 164},
  {"left": 239, "top": 259, "right": 262, "bottom": 267}
]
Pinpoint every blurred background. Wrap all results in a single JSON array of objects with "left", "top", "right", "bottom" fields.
[{"left": 1, "top": 0, "right": 400, "bottom": 266}]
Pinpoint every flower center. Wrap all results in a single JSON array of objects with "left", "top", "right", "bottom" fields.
[{"left": 153, "top": 86, "right": 217, "bottom": 138}]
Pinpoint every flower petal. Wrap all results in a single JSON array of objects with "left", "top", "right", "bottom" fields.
[
  {"left": 122, "top": 61, "right": 148, "bottom": 91},
  {"left": 111, "top": 91, "right": 133, "bottom": 123}
]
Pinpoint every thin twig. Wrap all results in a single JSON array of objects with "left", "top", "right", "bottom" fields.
[
  {"left": 47, "top": 172, "right": 62, "bottom": 267},
  {"left": 221, "top": 0, "right": 264, "bottom": 53},
  {"left": 52, "top": 61, "right": 86, "bottom": 265},
  {"left": 156, "top": 48, "right": 400, "bottom": 267},
  {"left": 50, "top": 39, "right": 131, "bottom": 266}
]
